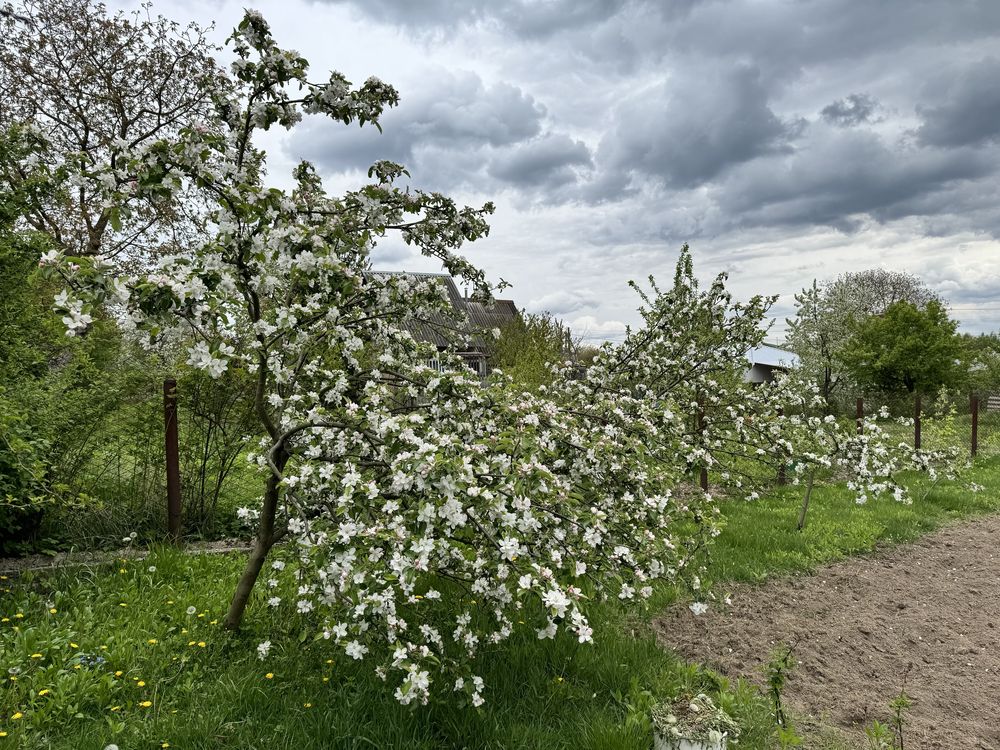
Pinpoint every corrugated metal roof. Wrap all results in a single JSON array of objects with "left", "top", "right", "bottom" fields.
[{"left": 747, "top": 343, "right": 800, "bottom": 369}]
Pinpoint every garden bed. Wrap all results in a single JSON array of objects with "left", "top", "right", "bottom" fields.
[{"left": 657, "top": 515, "right": 1000, "bottom": 748}]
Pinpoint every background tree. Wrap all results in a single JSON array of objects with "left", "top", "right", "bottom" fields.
[
  {"left": 838, "top": 300, "right": 961, "bottom": 395},
  {"left": 0, "top": 0, "right": 223, "bottom": 263},
  {"left": 786, "top": 269, "right": 941, "bottom": 408},
  {"left": 489, "top": 311, "right": 575, "bottom": 390},
  {"left": 785, "top": 280, "right": 843, "bottom": 405},
  {"left": 825, "top": 269, "right": 939, "bottom": 319},
  {"left": 0, "top": 125, "right": 129, "bottom": 551},
  {"left": 957, "top": 332, "right": 1000, "bottom": 396}
]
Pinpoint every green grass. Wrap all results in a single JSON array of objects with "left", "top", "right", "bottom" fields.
[
  {"left": 3, "top": 458, "right": 1000, "bottom": 749},
  {"left": 712, "top": 459, "right": 1000, "bottom": 582}
]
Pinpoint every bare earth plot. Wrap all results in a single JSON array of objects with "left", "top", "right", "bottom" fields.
[{"left": 656, "top": 516, "right": 1000, "bottom": 749}]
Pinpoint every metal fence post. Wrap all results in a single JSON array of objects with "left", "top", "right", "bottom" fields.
[
  {"left": 856, "top": 397, "right": 864, "bottom": 435},
  {"left": 971, "top": 393, "right": 979, "bottom": 458},
  {"left": 164, "top": 378, "right": 182, "bottom": 541},
  {"left": 914, "top": 393, "right": 921, "bottom": 449}
]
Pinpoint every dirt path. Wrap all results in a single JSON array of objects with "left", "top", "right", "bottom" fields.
[{"left": 655, "top": 515, "right": 1000, "bottom": 749}]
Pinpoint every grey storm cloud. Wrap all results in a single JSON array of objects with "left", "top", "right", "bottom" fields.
[
  {"left": 621, "top": 0, "right": 1000, "bottom": 81},
  {"left": 597, "top": 65, "right": 798, "bottom": 190},
  {"left": 276, "top": 0, "right": 1000, "bottom": 325},
  {"left": 322, "top": 0, "right": 629, "bottom": 37},
  {"left": 488, "top": 133, "right": 592, "bottom": 188},
  {"left": 916, "top": 57, "right": 1000, "bottom": 148},
  {"left": 821, "top": 94, "right": 880, "bottom": 127},
  {"left": 287, "top": 70, "right": 545, "bottom": 177},
  {"left": 713, "top": 127, "right": 996, "bottom": 231}
]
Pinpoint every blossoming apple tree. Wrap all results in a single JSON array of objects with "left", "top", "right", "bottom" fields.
[{"left": 37, "top": 10, "right": 960, "bottom": 707}]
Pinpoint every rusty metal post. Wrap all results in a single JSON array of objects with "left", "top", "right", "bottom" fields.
[
  {"left": 163, "top": 378, "right": 182, "bottom": 541},
  {"left": 971, "top": 393, "right": 979, "bottom": 458},
  {"left": 914, "top": 393, "right": 921, "bottom": 450},
  {"left": 698, "top": 395, "right": 708, "bottom": 491},
  {"left": 856, "top": 397, "right": 864, "bottom": 435}
]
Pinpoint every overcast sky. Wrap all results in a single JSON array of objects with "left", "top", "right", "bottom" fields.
[{"left": 128, "top": 0, "right": 1000, "bottom": 341}]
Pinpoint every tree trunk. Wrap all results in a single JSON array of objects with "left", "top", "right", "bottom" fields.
[
  {"left": 796, "top": 470, "right": 816, "bottom": 531},
  {"left": 223, "top": 458, "right": 285, "bottom": 630}
]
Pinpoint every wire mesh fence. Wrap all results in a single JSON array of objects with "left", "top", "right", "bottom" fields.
[{"left": 39, "top": 361, "right": 264, "bottom": 546}]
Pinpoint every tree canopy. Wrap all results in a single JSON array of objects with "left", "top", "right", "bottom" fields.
[
  {"left": 838, "top": 300, "right": 961, "bottom": 394},
  {"left": 0, "top": 0, "right": 222, "bottom": 262},
  {"left": 786, "top": 269, "right": 943, "bottom": 405}
]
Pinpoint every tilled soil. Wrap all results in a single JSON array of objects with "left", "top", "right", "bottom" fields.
[{"left": 655, "top": 516, "right": 1000, "bottom": 749}]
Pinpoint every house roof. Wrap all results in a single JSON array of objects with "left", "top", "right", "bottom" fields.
[
  {"left": 747, "top": 343, "right": 800, "bottom": 369},
  {"left": 369, "top": 271, "right": 519, "bottom": 349}
]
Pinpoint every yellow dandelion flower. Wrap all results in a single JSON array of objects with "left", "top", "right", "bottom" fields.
[
  {"left": 73, "top": 665, "right": 81, "bottom": 670},
  {"left": 197, "top": 641, "right": 206, "bottom": 648},
  {"left": 29, "top": 653, "right": 42, "bottom": 659},
  {"left": 187, "top": 641, "right": 196, "bottom": 647},
  {"left": 303, "top": 703, "right": 312, "bottom": 708},
  {"left": 181, "top": 628, "right": 188, "bottom": 634},
  {"left": 100, "top": 645, "right": 108, "bottom": 650},
  {"left": 119, "top": 568, "right": 126, "bottom": 574},
  {"left": 118, "top": 602, "right": 128, "bottom": 607},
  {"left": 137, "top": 681, "right": 146, "bottom": 687},
  {"left": 0, "top": 731, "right": 7, "bottom": 737},
  {"left": 148, "top": 639, "right": 157, "bottom": 645},
  {"left": 69, "top": 642, "right": 78, "bottom": 648},
  {"left": 38, "top": 689, "right": 50, "bottom": 696},
  {"left": 162, "top": 744, "right": 170, "bottom": 748},
  {"left": 197, "top": 613, "right": 204, "bottom": 619},
  {"left": 209, "top": 619, "right": 218, "bottom": 625},
  {"left": 325, "top": 659, "right": 333, "bottom": 664},
  {"left": 265, "top": 673, "right": 274, "bottom": 680},
  {"left": 11, "top": 712, "right": 23, "bottom": 720},
  {"left": 9, "top": 676, "right": 16, "bottom": 682},
  {"left": 167, "top": 600, "right": 174, "bottom": 604},
  {"left": 1, "top": 618, "right": 8, "bottom": 623},
  {"left": 115, "top": 671, "right": 123, "bottom": 677},
  {"left": 14, "top": 613, "right": 24, "bottom": 619},
  {"left": 139, "top": 700, "right": 152, "bottom": 708},
  {"left": 322, "top": 677, "right": 329, "bottom": 683},
  {"left": 48, "top": 608, "right": 57, "bottom": 614},
  {"left": 110, "top": 706, "right": 121, "bottom": 712}
]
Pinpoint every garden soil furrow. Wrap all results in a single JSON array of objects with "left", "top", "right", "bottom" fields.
[{"left": 655, "top": 515, "right": 1000, "bottom": 749}]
